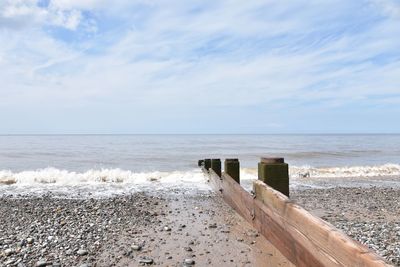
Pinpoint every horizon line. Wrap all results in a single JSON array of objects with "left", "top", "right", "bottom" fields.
[{"left": 0, "top": 133, "right": 399, "bottom": 136}]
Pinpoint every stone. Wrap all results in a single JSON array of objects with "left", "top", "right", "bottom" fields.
[
  {"left": 131, "top": 244, "right": 142, "bottom": 251},
  {"left": 184, "top": 258, "right": 195, "bottom": 265},
  {"left": 35, "top": 260, "right": 47, "bottom": 267},
  {"left": 77, "top": 249, "right": 88, "bottom": 256},
  {"left": 4, "top": 248, "right": 13, "bottom": 256},
  {"left": 138, "top": 257, "right": 154, "bottom": 264}
]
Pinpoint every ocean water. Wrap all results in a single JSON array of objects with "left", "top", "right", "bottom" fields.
[{"left": 0, "top": 134, "right": 399, "bottom": 196}]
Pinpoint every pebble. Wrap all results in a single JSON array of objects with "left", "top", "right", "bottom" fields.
[
  {"left": 4, "top": 248, "right": 13, "bottom": 256},
  {"left": 209, "top": 223, "right": 217, "bottom": 229},
  {"left": 27, "top": 237, "right": 34, "bottom": 244},
  {"left": 35, "top": 260, "right": 47, "bottom": 267},
  {"left": 131, "top": 244, "right": 142, "bottom": 251},
  {"left": 138, "top": 257, "right": 154, "bottom": 264},
  {"left": 184, "top": 258, "right": 195, "bottom": 265},
  {"left": 77, "top": 249, "right": 88, "bottom": 256},
  {"left": 5, "top": 259, "right": 15, "bottom": 265}
]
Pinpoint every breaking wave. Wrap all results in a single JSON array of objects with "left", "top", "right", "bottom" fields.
[
  {"left": 290, "top": 164, "right": 400, "bottom": 178},
  {"left": 241, "top": 163, "right": 400, "bottom": 179},
  {"left": 0, "top": 168, "right": 206, "bottom": 186}
]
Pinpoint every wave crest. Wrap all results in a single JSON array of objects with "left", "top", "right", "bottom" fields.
[
  {"left": 0, "top": 168, "right": 206, "bottom": 185},
  {"left": 241, "top": 163, "right": 400, "bottom": 179}
]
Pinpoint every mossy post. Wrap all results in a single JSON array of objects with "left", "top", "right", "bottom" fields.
[
  {"left": 204, "top": 159, "right": 211, "bottom": 170},
  {"left": 198, "top": 159, "right": 204, "bottom": 167},
  {"left": 258, "top": 157, "right": 289, "bottom": 197},
  {"left": 224, "top": 158, "right": 240, "bottom": 184},
  {"left": 211, "top": 159, "right": 221, "bottom": 177}
]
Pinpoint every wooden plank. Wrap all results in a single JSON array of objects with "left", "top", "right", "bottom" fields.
[
  {"left": 204, "top": 168, "right": 390, "bottom": 267},
  {"left": 253, "top": 181, "right": 389, "bottom": 267},
  {"left": 206, "top": 169, "right": 323, "bottom": 266}
]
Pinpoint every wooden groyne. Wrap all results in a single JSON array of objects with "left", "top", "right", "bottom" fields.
[{"left": 199, "top": 158, "right": 390, "bottom": 267}]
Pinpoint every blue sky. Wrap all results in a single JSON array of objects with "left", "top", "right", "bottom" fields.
[{"left": 0, "top": 0, "right": 399, "bottom": 134}]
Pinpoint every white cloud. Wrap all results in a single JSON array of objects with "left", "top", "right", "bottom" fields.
[
  {"left": 49, "top": 0, "right": 106, "bottom": 10},
  {"left": 49, "top": 8, "right": 82, "bottom": 30},
  {"left": 371, "top": 0, "right": 400, "bottom": 18},
  {"left": 0, "top": 0, "right": 103, "bottom": 30},
  {"left": 0, "top": 0, "right": 399, "bottom": 133}
]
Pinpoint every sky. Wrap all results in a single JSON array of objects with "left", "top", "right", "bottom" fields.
[{"left": 0, "top": 0, "right": 399, "bottom": 134}]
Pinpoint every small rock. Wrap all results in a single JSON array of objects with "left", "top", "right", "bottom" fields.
[
  {"left": 184, "top": 258, "right": 195, "bottom": 265},
  {"left": 131, "top": 244, "right": 142, "bottom": 251},
  {"left": 4, "top": 248, "right": 13, "bottom": 256},
  {"left": 184, "top": 247, "right": 193, "bottom": 252},
  {"left": 77, "top": 249, "right": 88, "bottom": 256},
  {"left": 138, "top": 257, "right": 154, "bottom": 264},
  {"left": 35, "top": 260, "right": 47, "bottom": 267},
  {"left": 164, "top": 226, "right": 171, "bottom": 231},
  {"left": 209, "top": 223, "right": 217, "bottom": 229},
  {"left": 5, "top": 259, "right": 15, "bottom": 265}
]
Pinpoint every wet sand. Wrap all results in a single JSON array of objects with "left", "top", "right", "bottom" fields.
[
  {"left": 0, "top": 189, "right": 291, "bottom": 267},
  {"left": 291, "top": 186, "right": 400, "bottom": 266}
]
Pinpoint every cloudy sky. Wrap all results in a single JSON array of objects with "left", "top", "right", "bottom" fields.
[{"left": 0, "top": 0, "right": 399, "bottom": 134}]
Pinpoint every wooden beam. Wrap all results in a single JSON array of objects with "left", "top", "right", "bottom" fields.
[{"left": 205, "top": 168, "right": 390, "bottom": 267}]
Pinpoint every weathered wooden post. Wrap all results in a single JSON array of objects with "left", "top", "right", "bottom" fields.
[
  {"left": 204, "top": 159, "right": 211, "bottom": 170},
  {"left": 211, "top": 159, "right": 221, "bottom": 177},
  {"left": 258, "top": 157, "right": 289, "bottom": 197},
  {"left": 198, "top": 159, "right": 204, "bottom": 167},
  {"left": 224, "top": 158, "right": 240, "bottom": 184}
]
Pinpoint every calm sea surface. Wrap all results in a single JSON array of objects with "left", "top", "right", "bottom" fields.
[{"left": 0, "top": 134, "right": 399, "bottom": 172}]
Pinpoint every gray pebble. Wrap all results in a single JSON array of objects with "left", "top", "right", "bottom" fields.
[
  {"left": 131, "top": 244, "right": 142, "bottom": 251},
  {"left": 35, "top": 260, "right": 47, "bottom": 267},
  {"left": 139, "top": 257, "right": 154, "bottom": 264},
  {"left": 77, "top": 249, "right": 88, "bottom": 256},
  {"left": 4, "top": 248, "right": 13, "bottom": 256},
  {"left": 184, "top": 258, "right": 195, "bottom": 265}
]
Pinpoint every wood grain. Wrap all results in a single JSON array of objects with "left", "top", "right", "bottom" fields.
[{"left": 205, "top": 168, "right": 390, "bottom": 267}]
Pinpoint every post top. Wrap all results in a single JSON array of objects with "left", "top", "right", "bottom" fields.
[
  {"left": 260, "top": 157, "right": 285, "bottom": 163},
  {"left": 211, "top": 158, "right": 221, "bottom": 161},
  {"left": 225, "top": 158, "right": 239, "bottom": 162}
]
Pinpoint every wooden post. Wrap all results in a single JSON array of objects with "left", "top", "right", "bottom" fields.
[
  {"left": 198, "top": 159, "right": 204, "bottom": 167},
  {"left": 224, "top": 158, "right": 240, "bottom": 184},
  {"left": 258, "top": 157, "right": 289, "bottom": 197},
  {"left": 211, "top": 159, "right": 221, "bottom": 177},
  {"left": 204, "top": 159, "right": 211, "bottom": 170}
]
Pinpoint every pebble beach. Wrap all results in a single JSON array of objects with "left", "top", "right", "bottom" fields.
[{"left": 0, "top": 189, "right": 291, "bottom": 267}]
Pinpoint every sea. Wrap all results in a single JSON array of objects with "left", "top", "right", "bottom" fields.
[{"left": 0, "top": 134, "right": 399, "bottom": 197}]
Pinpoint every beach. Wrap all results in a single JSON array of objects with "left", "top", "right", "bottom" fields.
[
  {"left": 1, "top": 134, "right": 400, "bottom": 266},
  {"left": 0, "top": 189, "right": 291, "bottom": 267},
  {"left": 1, "top": 178, "right": 400, "bottom": 266}
]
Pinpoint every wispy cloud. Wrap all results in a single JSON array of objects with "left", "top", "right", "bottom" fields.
[{"left": 0, "top": 0, "right": 399, "bottom": 133}]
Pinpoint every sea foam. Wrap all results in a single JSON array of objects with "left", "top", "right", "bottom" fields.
[
  {"left": 1, "top": 164, "right": 399, "bottom": 186},
  {"left": 0, "top": 168, "right": 206, "bottom": 185},
  {"left": 241, "top": 163, "right": 400, "bottom": 180}
]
